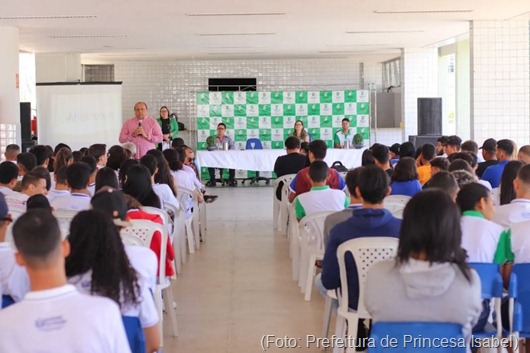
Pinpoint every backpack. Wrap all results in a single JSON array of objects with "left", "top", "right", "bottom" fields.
[{"left": 331, "top": 161, "right": 348, "bottom": 173}]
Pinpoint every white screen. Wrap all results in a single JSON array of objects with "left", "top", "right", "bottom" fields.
[{"left": 36, "top": 84, "right": 123, "bottom": 150}]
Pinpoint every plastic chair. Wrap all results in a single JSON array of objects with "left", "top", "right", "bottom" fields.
[
  {"left": 52, "top": 209, "right": 79, "bottom": 238},
  {"left": 279, "top": 176, "right": 295, "bottom": 234},
  {"left": 467, "top": 263, "right": 503, "bottom": 343},
  {"left": 508, "top": 264, "right": 530, "bottom": 341},
  {"left": 369, "top": 322, "right": 466, "bottom": 352},
  {"left": 176, "top": 187, "right": 201, "bottom": 253},
  {"left": 165, "top": 203, "right": 187, "bottom": 266},
  {"left": 122, "top": 316, "right": 146, "bottom": 353},
  {"left": 288, "top": 205, "right": 301, "bottom": 281},
  {"left": 121, "top": 219, "right": 178, "bottom": 343},
  {"left": 383, "top": 195, "right": 411, "bottom": 219},
  {"left": 273, "top": 173, "right": 296, "bottom": 231},
  {"left": 241, "top": 138, "right": 270, "bottom": 185},
  {"left": 298, "top": 211, "right": 335, "bottom": 301},
  {"left": 2, "top": 295, "right": 15, "bottom": 308},
  {"left": 331, "top": 237, "right": 399, "bottom": 353}
]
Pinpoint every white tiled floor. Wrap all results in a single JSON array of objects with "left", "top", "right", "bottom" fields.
[{"left": 163, "top": 186, "right": 327, "bottom": 352}]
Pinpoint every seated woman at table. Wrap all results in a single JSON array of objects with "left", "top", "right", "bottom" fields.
[
  {"left": 291, "top": 120, "right": 309, "bottom": 143},
  {"left": 205, "top": 123, "right": 236, "bottom": 187},
  {"left": 365, "top": 190, "right": 482, "bottom": 345}
]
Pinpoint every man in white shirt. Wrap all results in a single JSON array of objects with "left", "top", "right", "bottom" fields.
[
  {"left": 494, "top": 164, "right": 530, "bottom": 228},
  {"left": 5, "top": 172, "right": 48, "bottom": 217},
  {"left": 51, "top": 162, "right": 92, "bottom": 211},
  {"left": 0, "top": 193, "right": 30, "bottom": 304},
  {"left": 0, "top": 209, "right": 131, "bottom": 353},
  {"left": 47, "top": 166, "right": 71, "bottom": 203}
]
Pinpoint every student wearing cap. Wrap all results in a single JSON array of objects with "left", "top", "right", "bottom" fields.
[
  {"left": 481, "top": 139, "right": 515, "bottom": 189},
  {"left": 0, "top": 209, "right": 131, "bottom": 352},
  {"left": 476, "top": 138, "right": 498, "bottom": 178},
  {"left": 494, "top": 164, "right": 530, "bottom": 228},
  {"left": 0, "top": 193, "right": 30, "bottom": 305},
  {"left": 443, "top": 135, "right": 462, "bottom": 157}
]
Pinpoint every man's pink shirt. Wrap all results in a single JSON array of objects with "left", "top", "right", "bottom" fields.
[{"left": 119, "top": 116, "right": 163, "bottom": 158}]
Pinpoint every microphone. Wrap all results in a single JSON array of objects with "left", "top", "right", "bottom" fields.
[{"left": 138, "top": 121, "right": 142, "bottom": 127}]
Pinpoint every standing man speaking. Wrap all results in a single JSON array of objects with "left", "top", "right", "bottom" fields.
[{"left": 119, "top": 102, "right": 163, "bottom": 158}]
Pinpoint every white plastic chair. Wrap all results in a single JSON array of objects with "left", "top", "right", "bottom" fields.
[
  {"left": 383, "top": 195, "right": 411, "bottom": 219},
  {"left": 297, "top": 211, "right": 335, "bottom": 301},
  {"left": 121, "top": 219, "right": 178, "bottom": 343},
  {"left": 330, "top": 237, "right": 398, "bottom": 353},
  {"left": 278, "top": 175, "right": 296, "bottom": 233},
  {"left": 53, "top": 209, "right": 79, "bottom": 238},
  {"left": 273, "top": 174, "right": 296, "bottom": 231},
  {"left": 177, "top": 187, "right": 201, "bottom": 253},
  {"left": 288, "top": 205, "right": 300, "bottom": 281},
  {"left": 165, "top": 203, "right": 187, "bottom": 266}
]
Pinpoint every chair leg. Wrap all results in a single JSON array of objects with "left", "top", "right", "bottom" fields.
[
  {"left": 154, "top": 286, "right": 164, "bottom": 347},
  {"left": 322, "top": 296, "right": 333, "bottom": 340},
  {"left": 173, "top": 235, "right": 182, "bottom": 275},
  {"left": 304, "top": 257, "right": 316, "bottom": 301},
  {"left": 162, "top": 283, "right": 178, "bottom": 337},
  {"left": 333, "top": 316, "right": 347, "bottom": 353},
  {"left": 192, "top": 213, "right": 201, "bottom": 250},
  {"left": 185, "top": 220, "right": 195, "bottom": 254}
]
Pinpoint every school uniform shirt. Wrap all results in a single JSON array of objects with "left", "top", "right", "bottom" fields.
[
  {"left": 152, "top": 183, "right": 180, "bottom": 210},
  {"left": 460, "top": 210, "right": 509, "bottom": 264},
  {"left": 88, "top": 182, "right": 96, "bottom": 196},
  {"left": 124, "top": 245, "right": 158, "bottom": 291},
  {"left": 0, "top": 243, "right": 30, "bottom": 302},
  {"left": 493, "top": 198, "right": 530, "bottom": 228},
  {"left": 333, "top": 129, "right": 354, "bottom": 147},
  {"left": 171, "top": 170, "right": 195, "bottom": 217},
  {"left": 68, "top": 271, "right": 159, "bottom": 329},
  {"left": 508, "top": 220, "right": 530, "bottom": 263},
  {"left": 416, "top": 165, "right": 431, "bottom": 185},
  {"left": 390, "top": 180, "right": 422, "bottom": 197},
  {"left": 481, "top": 160, "right": 509, "bottom": 189},
  {"left": 46, "top": 189, "right": 71, "bottom": 203},
  {"left": 3, "top": 190, "right": 28, "bottom": 216},
  {"left": 289, "top": 166, "right": 346, "bottom": 196},
  {"left": 183, "top": 164, "right": 204, "bottom": 191},
  {"left": 294, "top": 186, "right": 349, "bottom": 220},
  {"left": 0, "top": 284, "right": 131, "bottom": 353},
  {"left": 51, "top": 192, "right": 91, "bottom": 211}
]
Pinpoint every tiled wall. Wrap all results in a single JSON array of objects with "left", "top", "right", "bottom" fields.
[
  {"left": 107, "top": 58, "right": 382, "bottom": 147},
  {"left": 401, "top": 48, "right": 439, "bottom": 139},
  {"left": 470, "top": 16, "right": 530, "bottom": 147}
]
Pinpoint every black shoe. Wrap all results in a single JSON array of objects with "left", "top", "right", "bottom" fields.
[
  {"left": 204, "top": 195, "right": 218, "bottom": 203},
  {"left": 228, "top": 180, "right": 237, "bottom": 187},
  {"left": 205, "top": 180, "right": 216, "bottom": 187}
]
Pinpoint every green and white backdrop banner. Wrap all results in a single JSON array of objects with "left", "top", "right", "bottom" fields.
[{"left": 196, "top": 90, "right": 370, "bottom": 180}]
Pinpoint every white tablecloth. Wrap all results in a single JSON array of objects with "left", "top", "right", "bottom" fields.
[{"left": 196, "top": 148, "right": 366, "bottom": 171}]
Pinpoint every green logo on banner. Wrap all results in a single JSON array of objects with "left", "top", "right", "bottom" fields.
[
  {"left": 283, "top": 104, "right": 295, "bottom": 115},
  {"left": 273, "top": 141, "right": 283, "bottom": 149},
  {"left": 246, "top": 91, "right": 258, "bottom": 104},
  {"left": 271, "top": 91, "right": 283, "bottom": 104},
  {"left": 272, "top": 116, "right": 283, "bottom": 128},
  {"left": 333, "top": 104, "right": 344, "bottom": 115},
  {"left": 235, "top": 130, "right": 247, "bottom": 141},
  {"left": 320, "top": 91, "right": 332, "bottom": 103},
  {"left": 346, "top": 116, "right": 357, "bottom": 127},
  {"left": 259, "top": 129, "right": 271, "bottom": 142},
  {"left": 247, "top": 117, "right": 258, "bottom": 129},
  {"left": 234, "top": 105, "right": 246, "bottom": 117},
  {"left": 357, "top": 103, "right": 369, "bottom": 114},
  {"left": 295, "top": 91, "right": 307, "bottom": 103},
  {"left": 344, "top": 90, "right": 357, "bottom": 102},
  {"left": 197, "top": 92, "right": 209, "bottom": 104},
  {"left": 222, "top": 92, "right": 234, "bottom": 104},
  {"left": 197, "top": 117, "right": 210, "bottom": 129},
  {"left": 308, "top": 104, "right": 320, "bottom": 115},
  {"left": 259, "top": 104, "right": 270, "bottom": 116},
  {"left": 321, "top": 116, "right": 332, "bottom": 127},
  {"left": 209, "top": 105, "right": 221, "bottom": 117},
  {"left": 221, "top": 118, "right": 234, "bottom": 129}
]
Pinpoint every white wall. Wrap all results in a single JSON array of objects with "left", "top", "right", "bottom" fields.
[{"left": 35, "top": 53, "right": 81, "bottom": 83}]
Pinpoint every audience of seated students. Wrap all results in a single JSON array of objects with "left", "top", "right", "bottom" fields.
[
  {"left": 416, "top": 143, "right": 435, "bottom": 185},
  {"left": 51, "top": 162, "right": 92, "bottom": 211},
  {"left": 0, "top": 161, "right": 20, "bottom": 201},
  {"left": 71, "top": 150, "right": 83, "bottom": 162},
  {"left": 398, "top": 142, "right": 415, "bottom": 159},
  {"left": 26, "top": 194, "right": 52, "bottom": 211},
  {"left": 288, "top": 140, "right": 345, "bottom": 203},
  {"left": 365, "top": 190, "right": 482, "bottom": 343},
  {"left": 119, "top": 159, "right": 140, "bottom": 188},
  {"left": 449, "top": 151, "right": 479, "bottom": 173},
  {"left": 443, "top": 135, "right": 462, "bottom": 157},
  {"left": 476, "top": 138, "right": 498, "bottom": 178},
  {"left": 66, "top": 209, "right": 160, "bottom": 353},
  {"left": 95, "top": 167, "right": 120, "bottom": 193},
  {"left": 140, "top": 154, "right": 180, "bottom": 210},
  {"left": 53, "top": 143, "right": 71, "bottom": 156},
  {"left": 449, "top": 159, "right": 474, "bottom": 175},
  {"left": 32, "top": 166, "right": 52, "bottom": 192},
  {"left": 389, "top": 157, "right": 422, "bottom": 197},
  {"left": 494, "top": 164, "right": 530, "bottom": 228},
  {"left": 429, "top": 156, "right": 450, "bottom": 178},
  {"left": 300, "top": 141, "right": 310, "bottom": 158},
  {"left": 481, "top": 139, "right": 515, "bottom": 189},
  {"left": 0, "top": 209, "right": 131, "bottom": 352},
  {"left": 80, "top": 155, "right": 97, "bottom": 196},
  {"left": 4, "top": 172, "right": 48, "bottom": 216},
  {"left": 389, "top": 143, "right": 400, "bottom": 166},
  {"left": 423, "top": 170, "right": 460, "bottom": 202},
  {"left": 323, "top": 167, "right": 364, "bottom": 245},
  {"left": 3, "top": 144, "right": 19, "bottom": 163},
  {"left": 146, "top": 149, "right": 178, "bottom": 196},
  {"left": 371, "top": 144, "right": 394, "bottom": 177},
  {"left": 123, "top": 164, "right": 162, "bottom": 207},
  {"left": 16, "top": 152, "right": 36, "bottom": 177},
  {"left": 0, "top": 193, "right": 30, "bottom": 304},
  {"left": 518, "top": 145, "right": 530, "bottom": 164},
  {"left": 90, "top": 189, "right": 158, "bottom": 291},
  {"left": 53, "top": 147, "right": 73, "bottom": 174},
  {"left": 87, "top": 143, "right": 107, "bottom": 170},
  {"left": 293, "top": 161, "right": 349, "bottom": 220},
  {"left": 47, "top": 166, "right": 70, "bottom": 203},
  {"left": 122, "top": 193, "right": 175, "bottom": 277},
  {"left": 273, "top": 136, "right": 309, "bottom": 201},
  {"left": 318, "top": 166, "right": 401, "bottom": 317},
  {"left": 122, "top": 142, "right": 137, "bottom": 160},
  {"left": 436, "top": 136, "right": 448, "bottom": 156},
  {"left": 106, "top": 145, "right": 128, "bottom": 173},
  {"left": 361, "top": 149, "right": 375, "bottom": 166},
  {"left": 452, "top": 169, "right": 478, "bottom": 190},
  {"left": 498, "top": 160, "right": 524, "bottom": 206},
  {"left": 29, "top": 145, "right": 51, "bottom": 170}
]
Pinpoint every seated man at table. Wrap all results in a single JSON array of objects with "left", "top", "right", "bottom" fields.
[
  {"left": 288, "top": 140, "right": 345, "bottom": 203},
  {"left": 206, "top": 123, "right": 236, "bottom": 187},
  {"left": 273, "top": 136, "right": 309, "bottom": 201}
]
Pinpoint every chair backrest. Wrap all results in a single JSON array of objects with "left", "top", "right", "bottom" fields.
[
  {"left": 510, "top": 264, "right": 530, "bottom": 333},
  {"left": 383, "top": 195, "right": 411, "bottom": 219},
  {"left": 245, "top": 138, "right": 263, "bottom": 150},
  {"left": 280, "top": 175, "right": 295, "bottom": 202},
  {"left": 121, "top": 219, "right": 167, "bottom": 279},
  {"left": 140, "top": 206, "right": 172, "bottom": 239},
  {"left": 369, "top": 322, "right": 466, "bottom": 353},
  {"left": 299, "top": 211, "right": 336, "bottom": 254},
  {"left": 337, "top": 237, "right": 399, "bottom": 316},
  {"left": 122, "top": 316, "right": 146, "bottom": 353},
  {"left": 176, "top": 187, "right": 199, "bottom": 217},
  {"left": 52, "top": 209, "right": 79, "bottom": 238},
  {"left": 468, "top": 263, "right": 503, "bottom": 299}
]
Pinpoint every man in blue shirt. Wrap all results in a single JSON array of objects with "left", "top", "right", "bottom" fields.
[{"left": 481, "top": 139, "right": 515, "bottom": 188}]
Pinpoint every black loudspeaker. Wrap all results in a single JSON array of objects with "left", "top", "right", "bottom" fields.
[
  {"left": 417, "top": 98, "right": 442, "bottom": 136},
  {"left": 20, "top": 102, "right": 31, "bottom": 141},
  {"left": 409, "top": 135, "right": 441, "bottom": 149}
]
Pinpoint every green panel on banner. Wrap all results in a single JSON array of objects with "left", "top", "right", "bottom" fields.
[
  {"left": 197, "top": 117, "right": 210, "bottom": 130},
  {"left": 357, "top": 103, "right": 370, "bottom": 115},
  {"left": 234, "top": 105, "right": 246, "bottom": 117},
  {"left": 259, "top": 104, "right": 271, "bottom": 116},
  {"left": 222, "top": 92, "right": 234, "bottom": 104},
  {"left": 295, "top": 91, "right": 307, "bottom": 103},
  {"left": 246, "top": 92, "right": 258, "bottom": 104},
  {"left": 320, "top": 91, "right": 332, "bottom": 103},
  {"left": 332, "top": 103, "right": 344, "bottom": 115},
  {"left": 308, "top": 128, "right": 320, "bottom": 139},
  {"left": 259, "top": 129, "right": 271, "bottom": 142},
  {"left": 283, "top": 104, "right": 295, "bottom": 116},
  {"left": 320, "top": 116, "right": 333, "bottom": 127},
  {"left": 197, "top": 92, "right": 209, "bottom": 104},
  {"left": 209, "top": 105, "right": 221, "bottom": 117},
  {"left": 344, "top": 90, "right": 357, "bottom": 102},
  {"left": 272, "top": 141, "right": 283, "bottom": 149},
  {"left": 247, "top": 117, "right": 259, "bottom": 129},
  {"left": 297, "top": 116, "right": 308, "bottom": 126},
  {"left": 308, "top": 104, "right": 320, "bottom": 115},
  {"left": 221, "top": 117, "right": 234, "bottom": 129},
  {"left": 272, "top": 116, "right": 283, "bottom": 128},
  {"left": 271, "top": 91, "right": 283, "bottom": 104}
]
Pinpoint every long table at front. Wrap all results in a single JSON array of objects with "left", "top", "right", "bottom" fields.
[{"left": 196, "top": 148, "right": 366, "bottom": 172}]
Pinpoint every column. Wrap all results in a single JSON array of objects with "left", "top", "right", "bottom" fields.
[{"left": 0, "top": 27, "right": 20, "bottom": 148}]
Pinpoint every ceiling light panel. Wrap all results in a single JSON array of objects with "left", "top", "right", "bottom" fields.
[
  {"left": 197, "top": 32, "right": 275, "bottom": 36},
  {"left": 0, "top": 15, "right": 96, "bottom": 20},
  {"left": 50, "top": 35, "right": 127, "bottom": 39},
  {"left": 374, "top": 10, "right": 472, "bottom": 14},
  {"left": 186, "top": 12, "right": 285, "bottom": 17},
  {"left": 346, "top": 30, "right": 424, "bottom": 34}
]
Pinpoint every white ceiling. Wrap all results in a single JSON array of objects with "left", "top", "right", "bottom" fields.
[{"left": 3, "top": 0, "right": 529, "bottom": 62}]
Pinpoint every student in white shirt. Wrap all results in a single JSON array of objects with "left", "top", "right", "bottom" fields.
[
  {"left": 140, "top": 154, "right": 180, "bottom": 210},
  {"left": 47, "top": 166, "right": 71, "bottom": 203},
  {"left": 122, "top": 165, "right": 163, "bottom": 209},
  {"left": 294, "top": 161, "right": 349, "bottom": 220},
  {"left": 0, "top": 193, "right": 30, "bottom": 304},
  {"left": 494, "top": 164, "right": 530, "bottom": 228},
  {"left": 5, "top": 172, "right": 48, "bottom": 217},
  {"left": 50, "top": 147, "right": 73, "bottom": 191},
  {"left": 88, "top": 143, "right": 107, "bottom": 170},
  {"left": 3, "top": 144, "right": 19, "bottom": 163},
  {"left": 0, "top": 161, "right": 20, "bottom": 199},
  {"left": 80, "top": 155, "right": 98, "bottom": 196},
  {"left": 0, "top": 209, "right": 131, "bottom": 353},
  {"left": 66, "top": 210, "right": 160, "bottom": 353},
  {"left": 95, "top": 167, "right": 120, "bottom": 193},
  {"left": 51, "top": 162, "right": 92, "bottom": 211}
]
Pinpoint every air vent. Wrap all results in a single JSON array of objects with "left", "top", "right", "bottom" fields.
[
  {"left": 0, "top": 15, "right": 96, "bottom": 20},
  {"left": 50, "top": 35, "right": 127, "bottom": 39},
  {"left": 207, "top": 52, "right": 266, "bottom": 55},
  {"left": 205, "top": 45, "right": 268, "bottom": 49},
  {"left": 186, "top": 12, "right": 285, "bottom": 17},
  {"left": 374, "top": 10, "right": 472, "bottom": 14},
  {"left": 198, "top": 32, "right": 275, "bottom": 36},
  {"left": 346, "top": 30, "right": 424, "bottom": 34}
]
